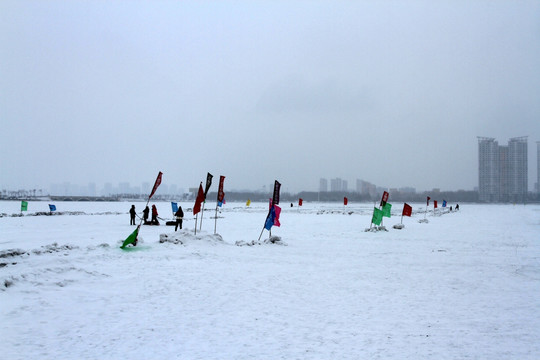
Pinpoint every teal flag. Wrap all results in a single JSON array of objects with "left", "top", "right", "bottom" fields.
[
  {"left": 121, "top": 227, "right": 139, "bottom": 249},
  {"left": 382, "top": 203, "right": 392, "bottom": 218},
  {"left": 21, "top": 201, "right": 28, "bottom": 211},
  {"left": 372, "top": 207, "right": 383, "bottom": 225}
]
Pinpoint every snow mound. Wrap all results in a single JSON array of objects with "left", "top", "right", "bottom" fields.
[
  {"left": 418, "top": 218, "right": 429, "bottom": 223},
  {"left": 159, "top": 230, "right": 224, "bottom": 246},
  {"left": 0, "top": 248, "right": 28, "bottom": 259},
  {"left": 393, "top": 224, "right": 405, "bottom": 230},
  {"left": 0, "top": 249, "right": 26, "bottom": 269},
  {"left": 235, "top": 236, "right": 288, "bottom": 246},
  {"left": 364, "top": 226, "right": 388, "bottom": 232},
  {"left": 31, "top": 243, "right": 79, "bottom": 255}
]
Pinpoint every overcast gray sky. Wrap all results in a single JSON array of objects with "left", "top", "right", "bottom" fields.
[{"left": 1, "top": 0, "right": 539, "bottom": 194}]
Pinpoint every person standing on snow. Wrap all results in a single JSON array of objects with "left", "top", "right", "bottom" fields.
[
  {"left": 151, "top": 204, "right": 159, "bottom": 225},
  {"left": 129, "top": 205, "right": 136, "bottom": 225},
  {"left": 174, "top": 206, "right": 184, "bottom": 231},
  {"left": 143, "top": 206, "right": 150, "bottom": 224}
]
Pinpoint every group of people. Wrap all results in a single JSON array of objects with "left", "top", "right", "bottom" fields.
[{"left": 129, "top": 204, "right": 184, "bottom": 231}]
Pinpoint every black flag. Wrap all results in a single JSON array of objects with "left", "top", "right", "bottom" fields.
[
  {"left": 272, "top": 180, "right": 281, "bottom": 205},
  {"left": 204, "top": 173, "right": 213, "bottom": 199}
]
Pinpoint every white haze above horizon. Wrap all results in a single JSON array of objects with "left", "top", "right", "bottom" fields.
[{"left": 1, "top": 0, "right": 540, "bottom": 193}]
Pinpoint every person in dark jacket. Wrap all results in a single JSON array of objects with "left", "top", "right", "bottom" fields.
[
  {"left": 143, "top": 206, "right": 150, "bottom": 224},
  {"left": 174, "top": 206, "right": 184, "bottom": 231},
  {"left": 151, "top": 204, "right": 159, "bottom": 225},
  {"left": 129, "top": 205, "right": 136, "bottom": 225}
]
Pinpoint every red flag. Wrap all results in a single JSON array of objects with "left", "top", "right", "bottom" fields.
[
  {"left": 217, "top": 176, "right": 225, "bottom": 202},
  {"left": 149, "top": 171, "right": 163, "bottom": 199},
  {"left": 344, "top": 197, "right": 348, "bottom": 206},
  {"left": 380, "top": 191, "right": 389, "bottom": 207},
  {"left": 426, "top": 196, "right": 431, "bottom": 206},
  {"left": 434, "top": 200, "right": 438, "bottom": 208},
  {"left": 298, "top": 198, "right": 303, "bottom": 206},
  {"left": 274, "top": 205, "right": 281, "bottom": 227},
  {"left": 402, "top": 203, "right": 412, "bottom": 217},
  {"left": 193, "top": 183, "right": 204, "bottom": 215}
]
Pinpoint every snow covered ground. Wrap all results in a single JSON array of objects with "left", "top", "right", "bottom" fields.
[{"left": 1, "top": 200, "right": 539, "bottom": 359}]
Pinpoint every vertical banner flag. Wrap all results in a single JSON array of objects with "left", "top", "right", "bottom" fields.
[
  {"left": 217, "top": 176, "right": 226, "bottom": 203},
  {"left": 344, "top": 197, "right": 348, "bottom": 206},
  {"left": 49, "top": 204, "right": 56, "bottom": 212},
  {"left": 380, "top": 191, "right": 389, "bottom": 207},
  {"left": 204, "top": 173, "right": 213, "bottom": 199},
  {"left": 426, "top": 196, "right": 431, "bottom": 206},
  {"left": 21, "top": 201, "right": 28, "bottom": 211},
  {"left": 298, "top": 198, "right": 303, "bottom": 206},
  {"left": 149, "top": 171, "right": 163, "bottom": 200},
  {"left": 193, "top": 183, "right": 205, "bottom": 215},
  {"left": 171, "top": 202, "right": 178, "bottom": 214},
  {"left": 265, "top": 206, "right": 277, "bottom": 230},
  {"left": 246, "top": 199, "right": 251, "bottom": 207},
  {"left": 402, "top": 203, "right": 412, "bottom": 217},
  {"left": 442, "top": 200, "right": 447, "bottom": 207},
  {"left": 272, "top": 180, "right": 281, "bottom": 205},
  {"left": 382, "top": 202, "right": 392, "bottom": 217},
  {"left": 434, "top": 200, "right": 438, "bottom": 208},
  {"left": 274, "top": 205, "right": 281, "bottom": 227},
  {"left": 372, "top": 207, "right": 383, "bottom": 225}
]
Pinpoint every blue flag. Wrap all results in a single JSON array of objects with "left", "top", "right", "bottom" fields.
[
  {"left": 171, "top": 202, "right": 178, "bottom": 214},
  {"left": 264, "top": 206, "right": 276, "bottom": 230},
  {"left": 442, "top": 200, "right": 447, "bottom": 208},
  {"left": 49, "top": 204, "right": 56, "bottom": 211}
]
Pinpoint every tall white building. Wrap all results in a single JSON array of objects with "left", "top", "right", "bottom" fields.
[
  {"left": 507, "top": 137, "right": 528, "bottom": 202},
  {"left": 330, "top": 178, "right": 345, "bottom": 192},
  {"left": 478, "top": 136, "right": 528, "bottom": 202},
  {"left": 478, "top": 137, "right": 500, "bottom": 202},
  {"left": 319, "top": 178, "right": 328, "bottom": 192},
  {"left": 537, "top": 141, "right": 540, "bottom": 193}
]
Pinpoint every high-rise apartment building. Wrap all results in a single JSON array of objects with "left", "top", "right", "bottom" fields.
[
  {"left": 319, "top": 178, "right": 328, "bottom": 192},
  {"left": 329, "top": 178, "right": 349, "bottom": 192},
  {"left": 507, "top": 137, "right": 528, "bottom": 202},
  {"left": 478, "top": 137, "right": 500, "bottom": 202},
  {"left": 537, "top": 141, "right": 540, "bottom": 193},
  {"left": 478, "top": 136, "right": 528, "bottom": 202}
]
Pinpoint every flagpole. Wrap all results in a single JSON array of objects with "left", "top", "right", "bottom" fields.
[
  {"left": 369, "top": 203, "right": 374, "bottom": 230},
  {"left": 194, "top": 213, "right": 198, "bottom": 235},
  {"left": 199, "top": 201, "right": 205, "bottom": 231},
  {"left": 257, "top": 226, "right": 265, "bottom": 241},
  {"left": 214, "top": 205, "right": 218, "bottom": 234}
]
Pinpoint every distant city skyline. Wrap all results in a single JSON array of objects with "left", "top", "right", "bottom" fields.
[{"left": 2, "top": 176, "right": 464, "bottom": 197}]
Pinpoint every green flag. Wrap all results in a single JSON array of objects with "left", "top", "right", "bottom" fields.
[
  {"left": 121, "top": 227, "right": 139, "bottom": 249},
  {"left": 372, "top": 207, "right": 383, "bottom": 225},
  {"left": 21, "top": 201, "right": 28, "bottom": 212},
  {"left": 382, "top": 203, "right": 392, "bottom": 218}
]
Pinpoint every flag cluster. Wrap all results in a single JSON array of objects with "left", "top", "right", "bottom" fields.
[
  {"left": 371, "top": 191, "right": 392, "bottom": 226},
  {"left": 264, "top": 181, "right": 282, "bottom": 231}
]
